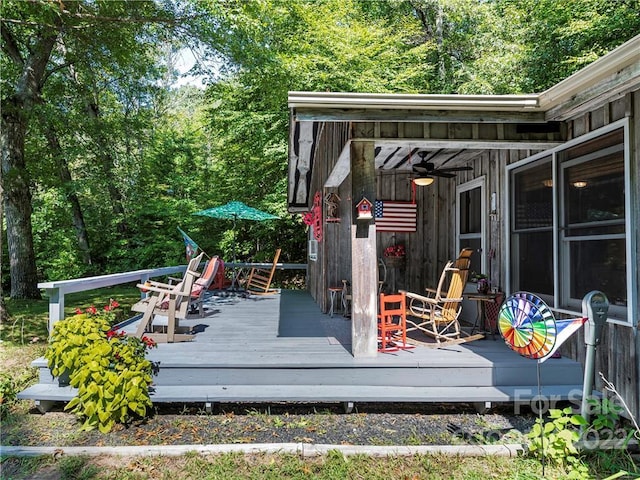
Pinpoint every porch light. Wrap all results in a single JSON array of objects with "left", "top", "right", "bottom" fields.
[
  {"left": 542, "top": 179, "right": 553, "bottom": 188},
  {"left": 572, "top": 180, "right": 588, "bottom": 188},
  {"left": 413, "top": 176, "right": 435, "bottom": 186}
]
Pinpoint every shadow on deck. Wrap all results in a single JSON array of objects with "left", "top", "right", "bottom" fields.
[{"left": 20, "top": 290, "right": 586, "bottom": 413}]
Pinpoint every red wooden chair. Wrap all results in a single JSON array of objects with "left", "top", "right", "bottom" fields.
[{"left": 377, "top": 292, "right": 414, "bottom": 353}]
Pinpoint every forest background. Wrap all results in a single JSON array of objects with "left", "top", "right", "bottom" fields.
[{"left": 1, "top": 0, "right": 639, "bottom": 312}]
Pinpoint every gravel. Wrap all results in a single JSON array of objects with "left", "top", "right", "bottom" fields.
[{"left": 1, "top": 401, "right": 537, "bottom": 448}]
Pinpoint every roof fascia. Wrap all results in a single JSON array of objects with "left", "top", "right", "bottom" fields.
[
  {"left": 288, "top": 92, "right": 540, "bottom": 112},
  {"left": 288, "top": 35, "right": 640, "bottom": 119},
  {"left": 538, "top": 34, "right": 640, "bottom": 111}
]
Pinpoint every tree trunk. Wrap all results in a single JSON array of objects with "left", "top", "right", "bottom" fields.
[
  {"left": 1, "top": 14, "right": 61, "bottom": 299},
  {"left": 0, "top": 177, "right": 7, "bottom": 325},
  {"left": 43, "top": 126, "right": 93, "bottom": 265},
  {"left": 436, "top": 3, "right": 445, "bottom": 84},
  {"left": 1, "top": 103, "right": 41, "bottom": 299},
  {"left": 62, "top": 39, "right": 127, "bottom": 234},
  {"left": 87, "top": 101, "right": 128, "bottom": 234}
]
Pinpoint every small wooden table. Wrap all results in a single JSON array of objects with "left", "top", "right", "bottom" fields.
[
  {"left": 328, "top": 287, "right": 343, "bottom": 317},
  {"left": 465, "top": 292, "right": 504, "bottom": 339}
]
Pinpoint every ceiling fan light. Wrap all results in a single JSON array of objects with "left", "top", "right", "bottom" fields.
[{"left": 414, "top": 176, "right": 435, "bottom": 186}]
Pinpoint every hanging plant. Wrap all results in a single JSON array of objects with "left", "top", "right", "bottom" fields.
[{"left": 383, "top": 244, "right": 406, "bottom": 268}]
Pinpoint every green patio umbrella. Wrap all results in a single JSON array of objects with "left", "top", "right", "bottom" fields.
[{"left": 193, "top": 201, "right": 279, "bottom": 287}]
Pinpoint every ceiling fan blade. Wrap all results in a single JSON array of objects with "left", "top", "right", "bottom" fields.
[
  {"left": 430, "top": 171, "right": 456, "bottom": 178},
  {"left": 412, "top": 161, "right": 434, "bottom": 172},
  {"left": 436, "top": 166, "right": 473, "bottom": 172}
]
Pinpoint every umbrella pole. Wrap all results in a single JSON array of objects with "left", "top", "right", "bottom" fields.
[{"left": 231, "top": 215, "right": 239, "bottom": 290}]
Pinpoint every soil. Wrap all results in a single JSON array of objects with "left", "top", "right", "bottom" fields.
[{"left": 2, "top": 401, "right": 537, "bottom": 448}]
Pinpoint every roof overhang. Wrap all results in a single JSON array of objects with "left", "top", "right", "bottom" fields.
[
  {"left": 289, "top": 35, "right": 640, "bottom": 120},
  {"left": 287, "top": 35, "right": 640, "bottom": 211},
  {"left": 289, "top": 92, "right": 540, "bottom": 112}
]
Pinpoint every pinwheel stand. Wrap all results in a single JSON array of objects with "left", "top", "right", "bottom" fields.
[{"left": 498, "top": 290, "right": 609, "bottom": 476}]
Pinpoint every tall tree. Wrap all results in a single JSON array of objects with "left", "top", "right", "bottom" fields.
[
  {"left": 1, "top": 0, "right": 64, "bottom": 298},
  {"left": 1, "top": 0, "right": 185, "bottom": 297}
]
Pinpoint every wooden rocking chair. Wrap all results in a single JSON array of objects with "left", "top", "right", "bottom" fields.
[
  {"left": 131, "top": 252, "right": 203, "bottom": 343},
  {"left": 402, "top": 251, "right": 480, "bottom": 345},
  {"left": 423, "top": 248, "right": 473, "bottom": 300},
  {"left": 245, "top": 248, "right": 281, "bottom": 295}
]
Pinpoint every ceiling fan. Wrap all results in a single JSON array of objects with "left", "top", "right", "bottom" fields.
[{"left": 412, "top": 151, "right": 473, "bottom": 185}]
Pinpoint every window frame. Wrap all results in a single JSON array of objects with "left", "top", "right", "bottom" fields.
[
  {"left": 509, "top": 156, "right": 554, "bottom": 303},
  {"left": 505, "top": 118, "right": 636, "bottom": 327}
]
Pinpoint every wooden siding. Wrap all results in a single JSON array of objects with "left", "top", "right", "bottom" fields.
[
  {"left": 305, "top": 122, "right": 350, "bottom": 310},
  {"left": 548, "top": 90, "right": 639, "bottom": 419},
  {"left": 298, "top": 87, "right": 639, "bottom": 418}
]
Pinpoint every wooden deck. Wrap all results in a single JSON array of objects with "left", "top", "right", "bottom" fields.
[{"left": 21, "top": 290, "right": 586, "bottom": 412}]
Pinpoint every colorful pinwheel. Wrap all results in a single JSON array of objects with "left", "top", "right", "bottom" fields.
[
  {"left": 498, "top": 292, "right": 556, "bottom": 360},
  {"left": 498, "top": 292, "right": 587, "bottom": 362}
]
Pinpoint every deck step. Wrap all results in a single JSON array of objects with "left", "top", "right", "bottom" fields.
[
  {"left": 22, "top": 291, "right": 586, "bottom": 410},
  {"left": 19, "top": 383, "right": 586, "bottom": 405},
  {"left": 31, "top": 357, "right": 584, "bottom": 389}
]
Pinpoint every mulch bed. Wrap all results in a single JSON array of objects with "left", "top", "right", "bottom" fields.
[{"left": 2, "top": 401, "right": 537, "bottom": 447}]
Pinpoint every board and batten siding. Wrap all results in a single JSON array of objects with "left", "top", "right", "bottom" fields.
[
  {"left": 305, "top": 122, "right": 350, "bottom": 311},
  {"left": 299, "top": 89, "right": 638, "bottom": 417},
  {"left": 536, "top": 90, "right": 639, "bottom": 420}
]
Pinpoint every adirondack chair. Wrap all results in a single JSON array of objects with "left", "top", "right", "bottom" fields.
[
  {"left": 131, "top": 252, "right": 203, "bottom": 343},
  {"left": 402, "top": 257, "right": 473, "bottom": 345},
  {"left": 377, "top": 292, "right": 414, "bottom": 353},
  {"left": 188, "top": 256, "right": 220, "bottom": 316},
  {"left": 140, "top": 255, "right": 218, "bottom": 317},
  {"left": 210, "top": 258, "right": 232, "bottom": 290},
  {"left": 244, "top": 248, "right": 281, "bottom": 295}
]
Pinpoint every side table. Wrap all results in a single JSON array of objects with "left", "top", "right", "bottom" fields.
[{"left": 465, "top": 292, "right": 504, "bottom": 339}]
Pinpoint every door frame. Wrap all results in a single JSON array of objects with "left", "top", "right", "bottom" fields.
[{"left": 456, "top": 176, "right": 486, "bottom": 275}]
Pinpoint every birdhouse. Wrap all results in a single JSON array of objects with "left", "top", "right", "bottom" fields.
[
  {"left": 356, "top": 197, "right": 373, "bottom": 220},
  {"left": 324, "top": 192, "right": 341, "bottom": 222}
]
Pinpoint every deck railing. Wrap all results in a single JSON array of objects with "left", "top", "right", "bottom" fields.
[{"left": 38, "top": 262, "right": 307, "bottom": 333}]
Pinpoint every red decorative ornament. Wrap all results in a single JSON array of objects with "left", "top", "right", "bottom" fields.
[
  {"left": 313, "top": 191, "right": 323, "bottom": 241},
  {"left": 302, "top": 212, "right": 314, "bottom": 226}
]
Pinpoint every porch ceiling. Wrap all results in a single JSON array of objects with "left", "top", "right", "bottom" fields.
[{"left": 374, "top": 145, "right": 484, "bottom": 171}]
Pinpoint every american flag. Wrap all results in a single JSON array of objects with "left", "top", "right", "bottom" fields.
[
  {"left": 177, "top": 227, "right": 200, "bottom": 261},
  {"left": 374, "top": 200, "right": 417, "bottom": 232}
]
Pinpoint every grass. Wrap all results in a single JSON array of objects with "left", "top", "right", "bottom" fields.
[
  {"left": 0, "top": 451, "right": 567, "bottom": 479},
  {"left": 1, "top": 289, "right": 639, "bottom": 479},
  {"left": 1, "top": 285, "right": 141, "bottom": 345}
]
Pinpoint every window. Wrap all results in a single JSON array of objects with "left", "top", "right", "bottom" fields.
[
  {"left": 559, "top": 130, "right": 626, "bottom": 312},
  {"left": 508, "top": 124, "right": 633, "bottom": 323},
  {"left": 510, "top": 158, "right": 554, "bottom": 298}
]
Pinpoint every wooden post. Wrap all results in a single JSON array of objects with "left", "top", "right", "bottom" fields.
[{"left": 350, "top": 140, "right": 378, "bottom": 357}]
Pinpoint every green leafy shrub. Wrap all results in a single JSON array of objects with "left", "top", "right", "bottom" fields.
[
  {"left": 45, "top": 306, "right": 113, "bottom": 381},
  {"left": 45, "top": 300, "right": 157, "bottom": 433},
  {"left": 527, "top": 406, "right": 590, "bottom": 479},
  {"left": 0, "top": 373, "right": 17, "bottom": 419}
]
